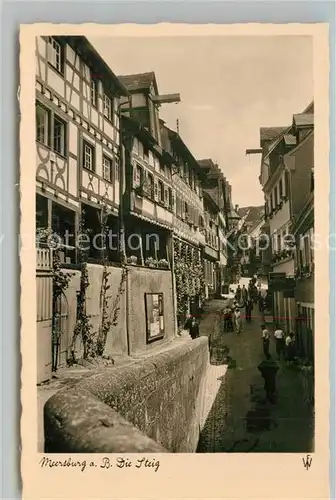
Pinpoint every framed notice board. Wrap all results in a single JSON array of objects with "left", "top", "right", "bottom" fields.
[{"left": 145, "top": 293, "right": 165, "bottom": 343}]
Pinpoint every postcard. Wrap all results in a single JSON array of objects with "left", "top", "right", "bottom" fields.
[{"left": 20, "top": 22, "right": 330, "bottom": 499}]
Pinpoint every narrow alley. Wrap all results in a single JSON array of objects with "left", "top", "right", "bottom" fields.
[{"left": 197, "top": 300, "right": 314, "bottom": 453}]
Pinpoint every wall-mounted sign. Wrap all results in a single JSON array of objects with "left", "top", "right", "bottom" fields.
[{"left": 145, "top": 293, "right": 165, "bottom": 343}]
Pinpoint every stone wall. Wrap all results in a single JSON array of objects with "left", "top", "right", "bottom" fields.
[
  {"left": 127, "top": 266, "right": 175, "bottom": 355},
  {"left": 58, "top": 264, "right": 174, "bottom": 365},
  {"left": 44, "top": 336, "right": 210, "bottom": 453}
]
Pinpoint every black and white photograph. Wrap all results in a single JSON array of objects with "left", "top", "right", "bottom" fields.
[{"left": 19, "top": 21, "right": 330, "bottom": 500}]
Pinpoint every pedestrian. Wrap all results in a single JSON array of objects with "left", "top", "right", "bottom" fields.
[
  {"left": 235, "top": 285, "right": 242, "bottom": 302},
  {"left": 242, "top": 284, "right": 248, "bottom": 304},
  {"left": 261, "top": 324, "right": 270, "bottom": 357},
  {"left": 258, "top": 291, "right": 264, "bottom": 312},
  {"left": 285, "top": 332, "right": 295, "bottom": 362},
  {"left": 257, "top": 354, "right": 279, "bottom": 403},
  {"left": 234, "top": 308, "right": 242, "bottom": 335},
  {"left": 245, "top": 298, "right": 253, "bottom": 322},
  {"left": 223, "top": 306, "right": 233, "bottom": 332},
  {"left": 274, "top": 324, "right": 285, "bottom": 360},
  {"left": 189, "top": 316, "right": 200, "bottom": 340}
]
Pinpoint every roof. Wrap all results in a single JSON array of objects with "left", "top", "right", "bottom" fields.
[
  {"left": 117, "top": 72, "right": 158, "bottom": 94},
  {"left": 203, "top": 189, "right": 220, "bottom": 211},
  {"left": 198, "top": 159, "right": 216, "bottom": 169},
  {"left": 166, "top": 127, "right": 203, "bottom": 173},
  {"left": 260, "top": 127, "right": 288, "bottom": 147},
  {"left": 293, "top": 113, "right": 314, "bottom": 128},
  {"left": 238, "top": 206, "right": 264, "bottom": 224},
  {"left": 64, "top": 36, "right": 129, "bottom": 96}
]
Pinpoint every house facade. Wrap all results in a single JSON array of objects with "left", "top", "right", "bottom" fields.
[
  {"left": 292, "top": 190, "right": 314, "bottom": 361},
  {"left": 198, "top": 159, "right": 230, "bottom": 296},
  {"left": 35, "top": 35, "right": 128, "bottom": 263},
  {"left": 259, "top": 102, "right": 314, "bottom": 332}
]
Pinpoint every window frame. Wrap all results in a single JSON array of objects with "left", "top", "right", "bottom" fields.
[
  {"left": 36, "top": 103, "right": 50, "bottom": 147},
  {"left": 53, "top": 114, "right": 67, "bottom": 157},
  {"left": 82, "top": 141, "right": 95, "bottom": 172},
  {"left": 47, "top": 37, "right": 64, "bottom": 74},
  {"left": 135, "top": 165, "right": 143, "bottom": 187},
  {"left": 103, "top": 93, "right": 112, "bottom": 121},
  {"left": 158, "top": 180, "right": 165, "bottom": 203},
  {"left": 90, "top": 73, "right": 98, "bottom": 108},
  {"left": 102, "top": 155, "right": 113, "bottom": 182},
  {"left": 147, "top": 172, "right": 154, "bottom": 199}
]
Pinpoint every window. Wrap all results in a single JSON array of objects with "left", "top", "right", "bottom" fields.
[
  {"left": 83, "top": 142, "right": 95, "bottom": 172},
  {"left": 53, "top": 115, "right": 66, "bottom": 156},
  {"left": 168, "top": 188, "right": 173, "bottom": 209},
  {"left": 103, "top": 94, "right": 112, "bottom": 121},
  {"left": 36, "top": 104, "right": 50, "bottom": 145},
  {"left": 279, "top": 178, "right": 283, "bottom": 198},
  {"left": 47, "top": 37, "right": 63, "bottom": 74},
  {"left": 274, "top": 186, "right": 278, "bottom": 207},
  {"left": 189, "top": 168, "right": 193, "bottom": 187},
  {"left": 158, "top": 181, "right": 164, "bottom": 203},
  {"left": 284, "top": 170, "right": 290, "bottom": 197},
  {"left": 90, "top": 74, "right": 98, "bottom": 107},
  {"left": 115, "top": 160, "right": 120, "bottom": 182},
  {"left": 135, "top": 165, "right": 143, "bottom": 186},
  {"left": 103, "top": 156, "right": 112, "bottom": 182},
  {"left": 147, "top": 173, "right": 154, "bottom": 198},
  {"left": 277, "top": 233, "right": 281, "bottom": 251},
  {"left": 143, "top": 144, "right": 149, "bottom": 162}
]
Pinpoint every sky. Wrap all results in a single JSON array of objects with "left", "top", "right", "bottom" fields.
[{"left": 90, "top": 35, "right": 313, "bottom": 208}]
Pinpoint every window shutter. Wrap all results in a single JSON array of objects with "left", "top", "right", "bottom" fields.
[{"left": 154, "top": 181, "right": 158, "bottom": 201}]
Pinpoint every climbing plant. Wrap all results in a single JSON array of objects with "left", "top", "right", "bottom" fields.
[
  {"left": 173, "top": 240, "right": 205, "bottom": 321},
  {"left": 70, "top": 210, "right": 93, "bottom": 361},
  {"left": 96, "top": 202, "right": 129, "bottom": 356}
]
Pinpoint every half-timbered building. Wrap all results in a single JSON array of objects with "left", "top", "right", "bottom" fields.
[{"left": 35, "top": 35, "right": 128, "bottom": 263}]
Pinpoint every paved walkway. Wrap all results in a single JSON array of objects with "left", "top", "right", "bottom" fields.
[{"left": 197, "top": 300, "right": 314, "bottom": 453}]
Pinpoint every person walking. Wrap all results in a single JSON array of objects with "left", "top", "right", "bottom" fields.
[
  {"left": 274, "top": 324, "right": 285, "bottom": 360},
  {"left": 261, "top": 324, "right": 270, "bottom": 357},
  {"left": 258, "top": 354, "right": 279, "bottom": 403},
  {"left": 224, "top": 306, "right": 233, "bottom": 332},
  {"left": 189, "top": 317, "right": 200, "bottom": 340},
  {"left": 234, "top": 308, "right": 242, "bottom": 335},
  {"left": 285, "top": 332, "right": 295, "bottom": 362},
  {"left": 235, "top": 285, "right": 242, "bottom": 302},
  {"left": 245, "top": 298, "right": 253, "bottom": 322},
  {"left": 242, "top": 284, "right": 248, "bottom": 304}
]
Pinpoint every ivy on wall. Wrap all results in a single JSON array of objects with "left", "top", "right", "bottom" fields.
[{"left": 173, "top": 239, "right": 205, "bottom": 322}]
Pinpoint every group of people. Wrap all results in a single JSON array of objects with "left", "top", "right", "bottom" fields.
[
  {"left": 258, "top": 325, "right": 297, "bottom": 403},
  {"left": 261, "top": 323, "right": 297, "bottom": 361}
]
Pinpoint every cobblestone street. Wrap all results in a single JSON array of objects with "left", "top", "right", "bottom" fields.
[{"left": 197, "top": 300, "right": 314, "bottom": 453}]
